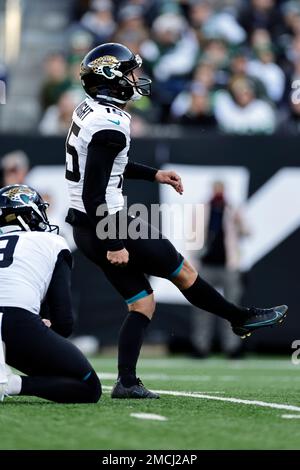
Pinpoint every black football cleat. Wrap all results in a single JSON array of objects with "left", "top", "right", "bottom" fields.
[
  {"left": 111, "top": 378, "right": 159, "bottom": 399},
  {"left": 231, "top": 305, "right": 288, "bottom": 339}
]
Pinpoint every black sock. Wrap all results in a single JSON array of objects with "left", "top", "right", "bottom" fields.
[
  {"left": 182, "top": 275, "right": 247, "bottom": 321},
  {"left": 118, "top": 311, "right": 150, "bottom": 387}
]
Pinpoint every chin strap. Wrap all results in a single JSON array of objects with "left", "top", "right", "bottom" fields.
[
  {"left": 96, "top": 94, "right": 127, "bottom": 105},
  {"left": 17, "top": 215, "right": 30, "bottom": 231}
]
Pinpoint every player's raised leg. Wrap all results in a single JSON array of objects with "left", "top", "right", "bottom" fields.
[{"left": 171, "top": 259, "right": 288, "bottom": 338}]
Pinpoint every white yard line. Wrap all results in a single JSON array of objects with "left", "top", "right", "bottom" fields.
[
  {"left": 101, "top": 385, "right": 300, "bottom": 413},
  {"left": 130, "top": 413, "right": 168, "bottom": 422},
  {"left": 281, "top": 414, "right": 300, "bottom": 419}
]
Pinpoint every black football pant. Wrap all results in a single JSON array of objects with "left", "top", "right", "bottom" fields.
[{"left": 1, "top": 307, "right": 102, "bottom": 403}]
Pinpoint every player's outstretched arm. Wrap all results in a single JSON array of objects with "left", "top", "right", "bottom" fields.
[{"left": 124, "top": 162, "right": 183, "bottom": 194}]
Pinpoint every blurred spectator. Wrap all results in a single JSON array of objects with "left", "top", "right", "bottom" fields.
[
  {"left": 171, "top": 83, "right": 217, "bottom": 130},
  {"left": 250, "top": 27, "right": 272, "bottom": 50},
  {"left": 114, "top": 29, "right": 148, "bottom": 55},
  {"left": 40, "top": 53, "right": 71, "bottom": 111},
  {"left": 201, "top": 38, "right": 229, "bottom": 70},
  {"left": 116, "top": 4, "right": 148, "bottom": 38},
  {"left": 238, "top": 0, "right": 285, "bottom": 41},
  {"left": 143, "top": 12, "right": 199, "bottom": 80},
  {"left": 79, "top": 0, "right": 116, "bottom": 44},
  {"left": 214, "top": 77, "right": 276, "bottom": 134},
  {"left": 229, "top": 48, "right": 267, "bottom": 99},
  {"left": 68, "top": 29, "right": 94, "bottom": 63},
  {"left": 190, "top": 180, "right": 249, "bottom": 358},
  {"left": 282, "top": 1, "right": 300, "bottom": 40},
  {"left": 189, "top": 0, "right": 246, "bottom": 45},
  {"left": 193, "top": 60, "right": 217, "bottom": 90},
  {"left": 1, "top": 151, "right": 30, "bottom": 186},
  {"left": 39, "top": 91, "right": 79, "bottom": 136},
  {"left": 287, "top": 33, "right": 300, "bottom": 63},
  {"left": 247, "top": 45, "right": 286, "bottom": 102},
  {"left": 200, "top": 39, "right": 230, "bottom": 88},
  {"left": 171, "top": 60, "right": 218, "bottom": 118}
]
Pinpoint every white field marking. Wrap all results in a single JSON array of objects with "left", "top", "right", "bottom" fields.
[
  {"left": 130, "top": 413, "right": 168, "bottom": 422},
  {"left": 101, "top": 385, "right": 300, "bottom": 413},
  {"left": 281, "top": 414, "right": 300, "bottom": 419},
  {"left": 101, "top": 388, "right": 224, "bottom": 394},
  {"left": 101, "top": 389, "right": 224, "bottom": 395}
]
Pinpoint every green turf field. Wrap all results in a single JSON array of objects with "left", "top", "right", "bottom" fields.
[{"left": 1, "top": 356, "right": 300, "bottom": 450}]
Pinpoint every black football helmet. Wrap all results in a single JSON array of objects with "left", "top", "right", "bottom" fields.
[
  {"left": 0, "top": 184, "right": 58, "bottom": 233},
  {"left": 80, "top": 43, "right": 151, "bottom": 104}
]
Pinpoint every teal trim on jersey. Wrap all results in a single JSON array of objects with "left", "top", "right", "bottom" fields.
[
  {"left": 107, "top": 119, "right": 120, "bottom": 125},
  {"left": 170, "top": 260, "right": 184, "bottom": 278},
  {"left": 83, "top": 371, "right": 92, "bottom": 381},
  {"left": 126, "top": 290, "right": 149, "bottom": 305}
]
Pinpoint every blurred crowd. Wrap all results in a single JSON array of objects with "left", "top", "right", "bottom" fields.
[{"left": 38, "top": 0, "right": 300, "bottom": 136}]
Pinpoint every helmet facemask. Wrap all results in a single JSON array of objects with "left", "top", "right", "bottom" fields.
[
  {"left": 120, "top": 70, "right": 152, "bottom": 101},
  {"left": 26, "top": 201, "right": 59, "bottom": 234}
]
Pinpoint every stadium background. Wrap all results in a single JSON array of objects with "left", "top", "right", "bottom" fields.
[{"left": 0, "top": 0, "right": 299, "bottom": 355}]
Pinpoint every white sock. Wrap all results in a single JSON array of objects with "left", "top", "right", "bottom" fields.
[{"left": 6, "top": 374, "right": 22, "bottom": 396}]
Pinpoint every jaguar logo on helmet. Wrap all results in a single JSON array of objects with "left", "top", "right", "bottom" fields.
[
  {"left": 3, "top": 187, "right": 33, "bottom": 203},
  {"left": 88, "top": 55, "right": 121, "bottom": 79}
]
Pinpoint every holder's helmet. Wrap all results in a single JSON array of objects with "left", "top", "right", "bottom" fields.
[
  {"left": 0, "top": 184, "right": 58, "bottom": 233},
  {"left": 80, "top": 43, "right": 151, "bottom": 104}
]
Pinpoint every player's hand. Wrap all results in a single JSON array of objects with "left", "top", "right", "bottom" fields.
[
  {"left": 42, "top": 319, "right": 51, "bottom": 328},
  {"left": 155, "top": 170, "right": 184, "bottom": 195},
  {"left": 107, "top": 248, "right": 129, "bottom": 266}
]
